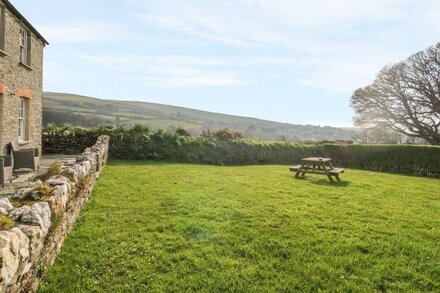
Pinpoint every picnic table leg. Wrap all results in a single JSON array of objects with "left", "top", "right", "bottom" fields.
[
  {"left": 328, "top": 162, "right": 334, "bottom": 170},
  {"left": 300, "top": 164, "right": 306, "bottom": 176},
  {"left": 335, "top": 174, "right": 340, "bottom": 181},
  {"left": 295, "top": 171, "right": 300, "bottom": 178},
  {"left": 321, "top": 163, "right": 334, "bottom": 182}
]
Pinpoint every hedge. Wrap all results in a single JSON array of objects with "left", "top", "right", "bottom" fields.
[
  {"left": 320, "top": 144, "right": 440, "bottom": 177},
  {"left": 42, "top": 126, "right": 440, "bottom": 178}
]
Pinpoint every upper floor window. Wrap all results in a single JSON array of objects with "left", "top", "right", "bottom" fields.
[
  {"left": 19, "top": 28, "right": 31, "bottom": 66},
  {"left": 0, "top": 4, "right": 5, "bottom": 52}
]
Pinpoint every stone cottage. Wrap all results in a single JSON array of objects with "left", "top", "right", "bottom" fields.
[{"left": 0, "top": 0, "right": 48, "bottom": 157}]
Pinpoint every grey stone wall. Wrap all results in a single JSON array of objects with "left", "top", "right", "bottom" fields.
[
  {"left": 0, "top": 135, "right": 109, "bottom": 292},
  {"left": 0, "top": 4, "right": 46, "bottom": 155},
  {"left": 43, "top": 131, "right": 101, "bottom": 154}
]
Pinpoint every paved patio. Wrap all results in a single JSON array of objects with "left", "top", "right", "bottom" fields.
[{"left": 0, "top": 154, "right": 78, "bottom": 198}]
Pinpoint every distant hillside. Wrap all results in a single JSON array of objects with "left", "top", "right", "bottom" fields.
[{"left": 43, "top": 92, "right": 354, "bottom": 141}]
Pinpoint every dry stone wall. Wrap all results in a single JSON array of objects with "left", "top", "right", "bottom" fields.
[
  {"left": 0, "top": 135, "right": 109, "bottom": 292},
  {"left": 42, "top": 131, "right": 101, "bottom": 154}
]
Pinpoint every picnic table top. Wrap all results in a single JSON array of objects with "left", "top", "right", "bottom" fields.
[{"left": 301, "top": 157, "right": 332, "bottom": 163}]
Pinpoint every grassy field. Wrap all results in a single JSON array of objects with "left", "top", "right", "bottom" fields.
[{"left": 39, "top": 161, "right": 440, "bottom": 292}]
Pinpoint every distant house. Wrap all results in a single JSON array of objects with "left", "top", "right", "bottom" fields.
[{"left": 0, "top": 0, "right": 48, "bottom": 156}]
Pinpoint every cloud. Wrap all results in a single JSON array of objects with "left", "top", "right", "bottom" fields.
[
  {"left": 74, "top": 48, "right": 412, "bottom": 92},
  {"left": 132, "top": 0, "right": 440, "bottom": 93},
  {"left": 78, "top": 54, "right": 249, "bottom": 87},
  {"left": 135, "top": 1, "right": 284, "bottom": 47},
  {"left": 39, "top": 22, "right": 132, "bottom": 43},
  {"left": 39, "top": 0, "right": 440, "bottom": 93},
  {"left": 78, "top": 54, "right": 228, "bottom": 68},
  {"left": 135, "top": 0, "right": 440, "bottom": 48},
  {"left": 127, "top": 73, "right": 248, "bottom": 87}
]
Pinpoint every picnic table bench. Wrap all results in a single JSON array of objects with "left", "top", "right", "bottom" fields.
[{"left": 289, "top": 157, "right": 344, "bottom": 182}]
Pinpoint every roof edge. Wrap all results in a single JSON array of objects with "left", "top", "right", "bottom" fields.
[{"left": 2, "top": 0, "right": 49, "bottom": 45}]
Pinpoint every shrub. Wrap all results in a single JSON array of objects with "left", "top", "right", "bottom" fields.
[
  {"left": 320, "top": 144, "right": 440, "bottom": 177},
  {"left": 201, "top": 128, "right": 245, "bottom": 140},
  {"left": 176, "top": 127, "right": 191, "bottom": 137},
  {"left": 43, "top": 125, "right": 440, "bottom": 177}
]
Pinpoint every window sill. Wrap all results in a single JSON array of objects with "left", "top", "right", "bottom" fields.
[
  {"left": 18, "top": 140, "right": 31, "bottom": 146},
  {"left": 19, "top": 62, "right": 32, "bottom": 71},
  {"left": 0, "top": 49, "right": 6, "bottom": 57}
]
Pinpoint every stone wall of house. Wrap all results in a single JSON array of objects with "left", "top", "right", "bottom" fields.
[
  {"left": 42, "top": 131, "right": 101, "bottom": 154},
  {"left": 0, "top": 135, "right": 109, "bottom": 292},
  {"left": 0, "top": 3, "right": 46, "bottom": 155}
]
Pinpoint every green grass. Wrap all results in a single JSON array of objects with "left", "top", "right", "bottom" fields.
[
  {"left": 0, "top": 214, "right": 15, "bottom": 230},
  {"left": 39, "top": 161, "right": 440, "bottom": 292}
]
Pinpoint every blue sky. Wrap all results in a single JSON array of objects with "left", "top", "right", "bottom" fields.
[{"left": 12, "top": 0, "right": 440, "bottom": 126}]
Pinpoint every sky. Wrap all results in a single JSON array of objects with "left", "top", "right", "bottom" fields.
[{"left": 11, "top": 0, "right": 440, "bottom": 127}]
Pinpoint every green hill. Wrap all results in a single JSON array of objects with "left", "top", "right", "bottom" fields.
[{"left": 43, "top": 92, "right": 354, "bottom": 141}]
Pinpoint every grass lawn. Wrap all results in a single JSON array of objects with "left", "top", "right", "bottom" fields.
[{"left": 39, "top": 161, "right": 440, "bottom": 292}]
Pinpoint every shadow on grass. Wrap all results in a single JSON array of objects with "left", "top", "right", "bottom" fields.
[{"left": 295, "top": 176, "right": 352, "bottom": 187}]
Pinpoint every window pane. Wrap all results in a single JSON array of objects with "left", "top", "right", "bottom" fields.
[
  {"left": 19, "top": 29, "right": 30, "bottom": 65},
  {"left": 26, "top": 32, "right": 31, "bottom": 65},
  {"left": 19, "top": 119, "right": 23, "bottom": 138},
  {"left": 18, "top": 98, "right": 27, "bottom": 140},
  {"left": 0, "top": 6, "right": 4, "bottom": 50},
  {"left": 20, "top": 48, "right": 25, "bottom": 63}
]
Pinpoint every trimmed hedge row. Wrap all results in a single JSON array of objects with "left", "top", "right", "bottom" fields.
[
  {"left": 43, "top": 126, "right": 440, "bottom": 177},
  {"left": 110, "top": 134, "right": 321, "bottom": 165},
  {"left": 320, "top": 144, "right": 440, "bottom": 177}
]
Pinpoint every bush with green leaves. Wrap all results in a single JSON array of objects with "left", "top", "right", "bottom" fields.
[
  {"left": 201, "top": 128, "right": 245, "bottom": 140},
  {"left": 175, "top": 127, "right": 191, "bottom": 137},
  {"left": 319, "top": 144, "right": 440, "bottom": 177},
  {"left": 43, "top": 125, "right": 440, "bottom": 177}
]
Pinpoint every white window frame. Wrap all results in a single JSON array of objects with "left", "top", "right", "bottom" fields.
[
  {"left": 18, "top": 97, "right": 27, "bottom": 141},
  {"left": 19, "top": 28, "right": 30, "bottom": 65}
]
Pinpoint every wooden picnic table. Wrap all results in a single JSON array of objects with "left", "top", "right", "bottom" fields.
[{"left": 289, "top": 157, "right": 344, "bottom": 182}]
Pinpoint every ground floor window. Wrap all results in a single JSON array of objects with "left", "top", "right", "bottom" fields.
[{"left": 18, "top": 97, "right": 28, "bottom": 140}]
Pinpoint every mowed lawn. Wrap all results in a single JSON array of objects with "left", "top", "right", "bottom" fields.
[{"left": 39, "top": 161, "right": 440, "bottom": 292}]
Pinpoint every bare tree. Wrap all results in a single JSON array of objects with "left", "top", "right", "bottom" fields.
[
  {"left": 351, "top": 43, "right": 440, "bottom": 144},
  {"left": 352, "top": 125, "right": 402, "bottom": 144}
]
